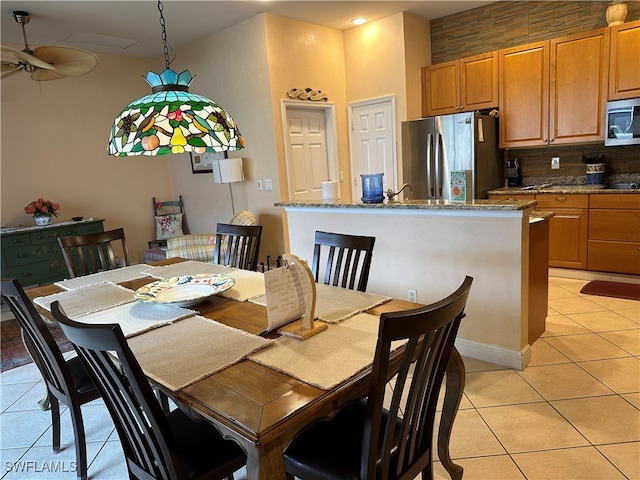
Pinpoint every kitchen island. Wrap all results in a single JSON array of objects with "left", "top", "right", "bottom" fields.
[{"left": 276, "top": 198, "right": 548, "bottom": 370}]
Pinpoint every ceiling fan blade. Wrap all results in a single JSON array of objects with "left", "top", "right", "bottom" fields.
[
  {"left": 1, "top": 45, "right": 54, "bottom": 70},
  {"left": 32, "top": 46, "right": 97, "bottom": 78},
  {"left": 1, "top": 66, "right": 21, "bottom": 79}
]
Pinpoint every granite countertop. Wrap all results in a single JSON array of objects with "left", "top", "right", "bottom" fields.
[
  {"left": 489, "top": 185, "right": 640, "bottom": 195},
  {"left": 276, "top": 198, "right": 537, "bottom": 211}
]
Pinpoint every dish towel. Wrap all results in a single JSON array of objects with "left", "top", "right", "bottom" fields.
[{"left": 33, "top": 282, "right": 135, "bottom": 318}]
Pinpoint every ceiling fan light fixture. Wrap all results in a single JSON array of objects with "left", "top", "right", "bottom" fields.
[{"left": 107, "top": 0, "right": 243, "bottom": 157}]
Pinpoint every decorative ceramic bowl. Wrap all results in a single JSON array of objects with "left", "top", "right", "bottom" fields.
[{"left": 72, "top": 216, "right": 83, "bottom": 221}]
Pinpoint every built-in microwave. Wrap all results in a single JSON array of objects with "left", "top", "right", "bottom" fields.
[{"left": 605, "top": 98, "right": 640, "bottom": 146}]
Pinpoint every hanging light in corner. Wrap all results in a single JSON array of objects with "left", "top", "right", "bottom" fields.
[{"left": 108, "top": 0, "right": 244, "bottom": 156}]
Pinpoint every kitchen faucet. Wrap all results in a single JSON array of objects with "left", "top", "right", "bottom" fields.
[{"left": 386, "top": 183, "right": 413, "bottom": 201}]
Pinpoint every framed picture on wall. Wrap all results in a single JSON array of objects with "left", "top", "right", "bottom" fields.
[{"left": 190, "top": 152, "right": 223, "bottom": 174}]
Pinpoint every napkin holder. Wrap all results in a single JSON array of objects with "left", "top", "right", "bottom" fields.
[{"left": 276, "top": 254, "right": 327, "bottom": 340}]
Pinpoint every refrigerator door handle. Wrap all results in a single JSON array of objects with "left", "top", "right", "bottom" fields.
[
  {"left": 426, "top": 133, "right": 433, "bottom": 198},
  {"left": 435, "top": 133, "right": 442, "bottom": 198}
]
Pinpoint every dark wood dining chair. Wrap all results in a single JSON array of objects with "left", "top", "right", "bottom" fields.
[
  {"left": 283, "top": 276, "right": 473, "bottom": 480},
  {"left": 311, "top": 230, "right": 376, "bottom": 292},
  {"left": 58, "top": 227, "right": 129, "bottom": 278},
  {"left": 213, "top": 223, "right": 263, "bottom": 271},
  {"left": 1, "top": 279, "right": 100, "bottom": 480},
  {"left": 50, "top": 301, "right": 247, "bottom": 480}
]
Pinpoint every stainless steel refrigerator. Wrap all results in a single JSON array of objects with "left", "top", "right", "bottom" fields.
[{"left": 401, "top": 112, "right": 502, "bottom": 200}]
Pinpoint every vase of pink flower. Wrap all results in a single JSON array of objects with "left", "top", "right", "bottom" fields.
[{"left": 24, "top": 198, "right": 60, "bottom": 226}]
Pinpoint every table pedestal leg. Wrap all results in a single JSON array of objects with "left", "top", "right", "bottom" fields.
[{"left": 438, "top": 347, "right": 465, "bottom": 480}]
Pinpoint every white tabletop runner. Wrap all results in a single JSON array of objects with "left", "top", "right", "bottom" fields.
[
  {"left": 143, "top": 261, "right": 266, "bottom": 302},
  {"left": 128, "top": 315, "right": 274, "bottom": 391},
  {"left": 34, "top": 282, "right": 135, "bottom": 318},
  {"left": 73, "top": 302, "right": 197, "bottom": 338},
  {"left": 250, "top": 283, "right": 391, "bottom": 323},
  {"left": 250, "top": 312, "right": 404, "bottom": 390},
  {"left": 54, "top": 264, "right": 151, "bottom": 290}
]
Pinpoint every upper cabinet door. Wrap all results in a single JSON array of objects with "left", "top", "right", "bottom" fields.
[
  {"left": 460, "top": 51, "right": 499, "bottom": 113},
  {"left": 550, "top": 28, "right": 609, "bottom": 145},
  {"left": 499, "top": 41, "right": 549, "bottom": 148},
  {"left": 608, "top": 19, "right": 640, "bottom": 100},
  {"left": 422, "top": 52, "right": 498, "bottom": 117},
  {"left": 422, "top": 60, "right": 459, "bottom": 116}
]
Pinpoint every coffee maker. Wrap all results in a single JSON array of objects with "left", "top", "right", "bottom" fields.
[{"left": 507, "top": 159, "right": 521, "bottom": 187}]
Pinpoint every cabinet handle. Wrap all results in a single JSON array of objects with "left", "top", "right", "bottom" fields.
[
  {"left": 17, "top": 253, "right": 26, "bottom": 258},
  {"left": 21, "top": 272, "right": 29, "bottom": 277},
  {"left": 555, "top": 197, "right": 567, "bottom": 202},
  {"left": 12, "top": 239, "right": 20, "bottom": 244}
]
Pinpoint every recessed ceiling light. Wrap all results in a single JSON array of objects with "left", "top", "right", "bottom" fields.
[{"left": 351, "top": 17, "right": 367, "bottom": 26}]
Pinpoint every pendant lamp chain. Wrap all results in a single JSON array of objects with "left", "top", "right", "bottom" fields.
[{"left": 157, "top": 0, "right": 175, "bottom": 69}]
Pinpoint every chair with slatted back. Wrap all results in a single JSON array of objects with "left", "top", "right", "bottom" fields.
[
  {"left": 50, "top": 301, "right": 247, "bottom": 480},
  {"left": 149, "top": 195, "right": 185, "bottom": 248},
  {"left": 283, "top": 276, "right": 473, "bottom": 480},
  {"left": 58, "top": 228, "right": 129, "bottom": 278},
  {"left": 1, "top": 279, "right": 100, "bottom": 480},
  {"left": 213, "top": 223, "right": 263, "bottom": 271},
  {"left": 311, "top": 231, "right": 376, "bottom": 292}
]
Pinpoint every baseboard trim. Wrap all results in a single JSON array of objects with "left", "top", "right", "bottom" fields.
[
  {"left": 549, "top": 268, "right": 640, "bottom": 284},
  {"left": 455, "top": 338, "right": 531, "bottom": 370}
]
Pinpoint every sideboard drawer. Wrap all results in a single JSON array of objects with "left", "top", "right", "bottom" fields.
[
  {"left": 5, "top": 259, "right": 68, "bottom": 284},
  {"left": 3, "top": 243, "right": 63, "bottom": 267}
]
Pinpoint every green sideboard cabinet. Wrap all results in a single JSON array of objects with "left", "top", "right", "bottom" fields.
[{"left": 1, "top": 219, "right": 104, "bottom": 286}]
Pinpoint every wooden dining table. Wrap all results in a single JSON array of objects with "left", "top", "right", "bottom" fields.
[{"left": 26, "top": 258, "right": 466, "bottom": 480}]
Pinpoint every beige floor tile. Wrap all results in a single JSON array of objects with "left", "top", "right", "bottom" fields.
[
  {"left": 597, "top": 442, "right": 640, "bottom": 480},
  {"left": 541, "top": 314, "right": 590, "bottom": 337},
  {"left": 543, "top": 333, "right": 630, "bottom": 362},
  {"left": 581, "top": 294, "right": 640, "bottom": 312},
  {"left": 518, "top": 363, "right": 613, "bottom": 400},
  {"left": 547, "top": 284, "right": 579, "bottom": 300},
  {"left": 549, "top": 278, "right": 588, "bottom": 291},
  {"left": 622, "top": 392, "right": 640, "bottom": 409},
  {"left": 528, "top": 338, "right": 571, "bottom": 366},
  {"left": 616, "top": 307, "right": 640, "bottom": 323},
  {"left": 548, "top": 296, "right": 608, "bottom": 315},
  {"left": 567, "top": 310, "right": 640, "bottom": 332},
  {"left": 464, "top": 370, "right": 543, "bottom": 407},
  {"left": 551, "top": 395, "right": 640, "bottom": 444},
  {"left": 512, "top": 446, "right": 626, "bottom": 480},
  {"left": 462, "top": 356, "right": 508, "bottom": 373},
  {"left": 442, "top": 409, "right": 507, "bottom": 458},
  {"left": 579, "top": 357, "right": 640, "bottom": 394},
  {"left": 598, "top": 329, "right": 640, "bottom": 355},
  {"left": 434, "top": 455, "right": 526, "bottom": 480},
  {"left": 477, "top": 402, "right": 588, "bottom": 453}
]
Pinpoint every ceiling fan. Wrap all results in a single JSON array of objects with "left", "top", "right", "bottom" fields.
[{"left": 1, "top": 10, "right": 98, "bottom": 81}]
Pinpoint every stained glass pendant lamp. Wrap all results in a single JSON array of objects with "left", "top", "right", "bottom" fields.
[{"left": 108, "top": 1, "right": 244, "bottom": 156}]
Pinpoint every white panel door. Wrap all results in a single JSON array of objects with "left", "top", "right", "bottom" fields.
[
  {"left": 286, "top": 108, "right": 330, "bottom": 201},
  {"left": 350, "top": 98, "right": 396, "bottom": 202}
]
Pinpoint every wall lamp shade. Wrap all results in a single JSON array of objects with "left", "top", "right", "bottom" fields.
[
  {"left": 108, "top": 68, "right": 245, "bottom": 156},
  {"left": 213, "top": 157, "right": 244, "bottom": 184}
]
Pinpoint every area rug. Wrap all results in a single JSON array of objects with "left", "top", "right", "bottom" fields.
[
  {"left": 0, "top": 318, "right": 73, "bottom": 372},
  {"left": 580, "top": 281, "right": 640, "bottom": 301}
]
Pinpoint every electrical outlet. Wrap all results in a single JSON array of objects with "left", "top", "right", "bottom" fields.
[
  {"left": 264, "top": 179, "right": 273, "bottom": 191},
  {"left": 407, "top": 288, "right": 417, "bottom": 303},
  {"left": 551, "top": 157, "right": 560, "bottom": 169},
  {"left": 257, "top": 180, "right": 262, "bottom": 190}
]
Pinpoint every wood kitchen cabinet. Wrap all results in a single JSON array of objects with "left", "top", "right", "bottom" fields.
[
  {"left": 608, "top": 19, "right": 640, "bottom": 100},
  {"left": 499, "top": 28, "right": 608, "bottom": 148},
  {"left": 535, "top": 194, "right": 588, "bottom": 269},
  {"left": 422, "top": 51, "right": 498, "bottom": 117},
  {"left": 588, "top": 194, "right": 640, "bottom": 275}
]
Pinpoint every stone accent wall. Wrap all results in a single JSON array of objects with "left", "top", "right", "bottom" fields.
[{"left": 431, "top": 1, "right": 640, "bottom": 63}]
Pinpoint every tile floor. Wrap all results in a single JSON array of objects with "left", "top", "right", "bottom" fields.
[{"left": 1, "top": 276, "right": 638, "bottom": 479}]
